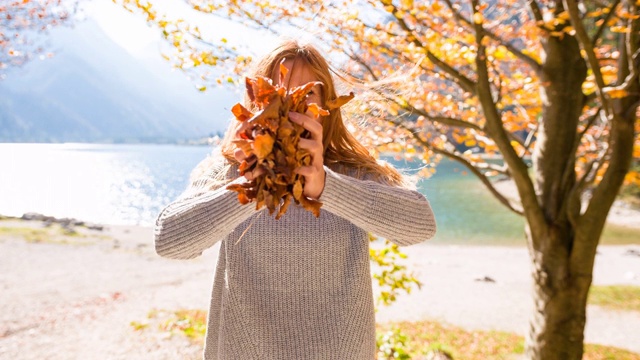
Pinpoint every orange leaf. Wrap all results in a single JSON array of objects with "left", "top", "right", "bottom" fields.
[
  {"left": 473, "top": 12, "right": 483, "bottom": 24},
  {"left": 610, "top": 25, "right": 629, "bottom": 33},
  {"left": 238, "top": 154, "right": 257, "bottom": 173},
  {"left": 251, "top": 95, "right": 282, "bottom": 132},
  {"left": 253, "top": 134, "right": 275, "bottom": 159},
  {"left": 299, "top": 195, "right": 322, "bottom": 218},
  {"left": 245, "top": 77, "right": 256, "bottom": 104},
  {"left": 293, "top": 179, "right": 303, "bottom": 200},
  {"left": 289, "top": 81, "right": 323, "bottom": 106},
  {"left": 307, "top": 103, "right": 330, "bottom": 117},
  {"left": 237, "top": 192, "right": 250, "bottom": 205},
  {"left": 326, "top": 92, "right": 355, "bottom": 110},
  {"left": 228, "top": 74, "right": 328, "bottom": 219},
  {"left": 277, "top": 120, "right": 295, "bottom": 139},
  {"left": 604, "top": 87, "right": 629, "bottom": 98},
  {"left": 232, "top": 139, "right": 253, "bottom": 156},
  {"left": 279, "top": 59, "right": 289, "bottom": 86},
  {"left": 231, "top": 103, "right": 253, "bottom": 122},
  {"left": 276, "top": 194, "right": 292, "bottom": 219},
  {"left": 247, "top": 76, "right": 276, "bottom": 107}
]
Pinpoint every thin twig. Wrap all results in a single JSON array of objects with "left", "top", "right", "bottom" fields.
[{"left": 443, "top": 0, "right": 543, "bottom": 73}]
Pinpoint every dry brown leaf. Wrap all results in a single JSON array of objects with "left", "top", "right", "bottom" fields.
[
  {"left": 326, "top": 92, "right": 355, "bottom": 110},
  {"left": 232, "top": 139, "right": 253, "bottom": 156},
  {"left": 293, "top": 180, "right": 303, "bottom": 200},
  {"left": 253, "top": 134, "right": 275, "bottom": 159},
  {"left": 307, "top": 103, "right": 330, "bottom": 117},
  {"left": 226, "top": 61, "right": 354, "bottom": 219},
  {"left": 231, "top": 103, "right": 253, "bottom": 122}
]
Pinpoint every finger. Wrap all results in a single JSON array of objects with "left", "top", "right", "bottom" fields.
[
  {"left": 235, "top": 121, "right": 252, "bottom": 139},
  {"left": 294, "top": 166, "right": 316, "bottom": 177},
  {"left": 289, "top": 112, "right": 323, "bottom": 141},
  {"left": 298, "top": 138, "right": 323, "bottom": 161},
  {"left": 234, "top": 148, "right": 247, "bottom": 162}
]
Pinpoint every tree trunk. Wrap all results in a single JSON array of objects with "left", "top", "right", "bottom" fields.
[
  {"left": 524, "top": 225, "right": 593, "bottom": 359},
  {"left": 525, "top": 6, "right": 591, "bottom": 358}
]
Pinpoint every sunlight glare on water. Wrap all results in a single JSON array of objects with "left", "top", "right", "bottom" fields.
[{"left": 0, "top": 143, "right": 213, "bottom": 226}]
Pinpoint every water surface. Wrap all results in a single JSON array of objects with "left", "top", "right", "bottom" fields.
[{"left": 0, "top": 143, "right": 569, "bottom": 246}]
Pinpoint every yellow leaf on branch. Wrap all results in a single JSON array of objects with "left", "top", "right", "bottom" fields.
[
  {"left": 473, "top": 12, "right": 483, "bottom": 24},
  {"left": 604, "top": 87, "right": 629, "bottom": 99},
  {"left": 557, "top": 11, "right": 570, "bottom": 21},
  {"left": 610, "top": 26, "right": 630, "bottom": 33}
]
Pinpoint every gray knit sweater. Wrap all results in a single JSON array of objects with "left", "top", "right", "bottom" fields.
[{"left": 154, "top": 158, "right": 436, "bottom": 360}]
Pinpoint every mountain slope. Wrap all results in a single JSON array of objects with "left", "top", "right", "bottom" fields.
[{"left": 0, "top": 17, "right": 235, "bottom": 143}]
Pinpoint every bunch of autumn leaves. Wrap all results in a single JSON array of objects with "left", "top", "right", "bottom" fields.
[{"left": 226, "top": 62, "right": 353, "bottom": 219}]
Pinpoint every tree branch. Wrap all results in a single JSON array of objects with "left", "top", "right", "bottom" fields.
[
  {"left": 528, "top": 0, "right": 543, "bottom": 22},
  {"left": 590, "top": 0, "right": 621, "bottom": 47},
  {"left": 577, "top": 107, "right": 602, "bottom": 149},
  {"left": 470, "top": 0, "right": 545, "bottom": 235},
  {"left": 572, "top": 5, "right": 639, "bottom": 269},
  {"left": 564, "top": 0, "right": 610, "bottom": 116},
  {"left": 344, "top": 46, "right": 379, "bottom": 81},
  {"left": 443, "top": 0, "right": 543, "bottom": 74},
  {"left": 380, "top": 89, "right": 530, "bottom": 159},
  {"left": 345, "top": 29, "right": 477, "bottom": 95},
  {"left": 557, "top": 107, "right": 603, "bottom": 229},
  {"left": 395, "top": 100, "right": 485, "bottom": 132},
  {"left": 381, "top": 1, "right": 478, "bottom": 94},
  {"left": 391, "top": 120, "right": 523, "bottom": 215},
  {"left": 566, "top": 149, "right": 602, "bottom": 229},
  {"left": 425, "top": 51, "right": 477, "bottom": 94}
]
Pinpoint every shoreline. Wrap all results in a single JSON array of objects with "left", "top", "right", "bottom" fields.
[
  {"left": 3, "top": 207, "right": 639, "bottom": 248},
  {"left": 493, "top": 180, "right": 640, "bottom": 229}
]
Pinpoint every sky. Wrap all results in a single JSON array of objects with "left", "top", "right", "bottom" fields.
[
  {"left": 82, "top": 0, "right": 280, "bottom": 63},
  {"left": 76, "top": 0, "right": 285, "bottom": 133}
]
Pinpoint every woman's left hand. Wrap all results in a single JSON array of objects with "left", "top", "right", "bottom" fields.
[{"left": 289, "top": 111, "right": 325, "bottom": 200}]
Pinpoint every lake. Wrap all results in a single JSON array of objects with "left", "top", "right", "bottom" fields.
[{"left": 0, "top": 143, "right": 528, "bottom": 245}]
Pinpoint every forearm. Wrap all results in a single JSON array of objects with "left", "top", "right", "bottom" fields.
[
  {"left": 154, "top": 176, "right": 259, "bottom": 259},
  {"left": 319, "top": 166, "right": 436, "bottom": 246}
]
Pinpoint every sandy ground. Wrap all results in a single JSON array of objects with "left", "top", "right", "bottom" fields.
[
  {"left": 0, "top": 218, "right": 639, "bottom": 359},
  {"left": 376, "top": 244, "right": 640, "bottom": 353}
]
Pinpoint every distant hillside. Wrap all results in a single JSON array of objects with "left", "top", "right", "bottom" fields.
[{"left": 0, "top": 18, "right": 236, "bottom": 143}]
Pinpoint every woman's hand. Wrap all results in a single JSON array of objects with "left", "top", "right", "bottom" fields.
[
  {"left": 289, "top": 111, "right": 325, "bottom": 200},
  {"left": 234, "top": 110, "right": 325, "bottom": 199}
]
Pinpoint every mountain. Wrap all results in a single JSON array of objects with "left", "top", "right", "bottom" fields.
[{"left": 0, "top": 17, "right": 237, "bottom": 143}]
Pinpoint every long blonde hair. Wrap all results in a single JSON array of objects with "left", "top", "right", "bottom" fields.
[{"left": 212, "top": 40, "right": 408, "bottom": 187}]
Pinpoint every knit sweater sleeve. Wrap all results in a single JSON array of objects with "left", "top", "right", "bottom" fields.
[
  {"left": 319, "top": 165, "right": 436, "bottom": 246},
  {"left": 154, "top": 158, "right": 260, "bottom": 260}
]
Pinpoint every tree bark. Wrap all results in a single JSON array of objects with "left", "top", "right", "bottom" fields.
[{"left": 525, "top": 225, "right": 593, "bottom": 359}]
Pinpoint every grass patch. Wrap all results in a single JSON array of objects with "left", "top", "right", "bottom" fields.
[
  {"left": 132, "top": 309, "right": 640, "bottom": 359},
  {"left": 0, "top": 224, "right": 92, "bottom": 245},
  {"left": 159, "top": 309, "right": 207, "bottom": 341},
  {"left": 589, "top": 285, "right": 640, "bottom": 312},
  {"left": 132, "top": 309, "right": 208, "bottom": 343},
  {"left": 376, "top": 320, "right": 640, "bottom": 360},
  {"left": 600, "top": 223, "right": 640, "bottom": 245},
  {"left": 376, "top": 321, "right": 523, "bottom": 359}
]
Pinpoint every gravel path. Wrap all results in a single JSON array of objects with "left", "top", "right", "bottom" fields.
[{"left": 0, "top": 219, "right": 638, "bottom": 359}]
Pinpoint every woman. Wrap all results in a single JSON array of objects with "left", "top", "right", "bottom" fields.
[{"left": 154, "top": 40, "right": 436, "bottom": 359}]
